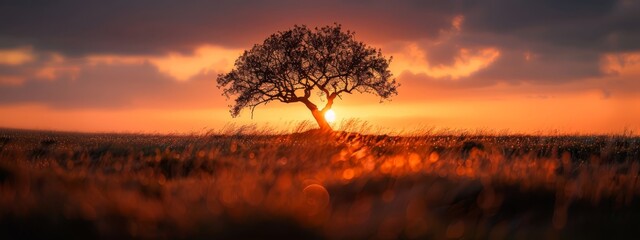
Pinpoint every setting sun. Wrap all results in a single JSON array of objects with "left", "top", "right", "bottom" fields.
[{"left": 324, "top": 109, "right": 336, "bottom": 123}]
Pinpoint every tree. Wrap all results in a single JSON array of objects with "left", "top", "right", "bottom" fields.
[{"left": 216, "top": 24, "right": 399, "bottom": 131}]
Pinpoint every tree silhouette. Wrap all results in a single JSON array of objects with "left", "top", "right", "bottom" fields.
[{"left": 217, "top": 24, "right": 399, "bottom": 131}]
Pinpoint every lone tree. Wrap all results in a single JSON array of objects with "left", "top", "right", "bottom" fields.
[{"left": 217, "top": 24, "right": 399, "bottom": 131}]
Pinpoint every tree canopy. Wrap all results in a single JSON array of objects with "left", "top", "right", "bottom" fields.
[{"left": 216, "top": 24, "right": 399, "bottom": 130}]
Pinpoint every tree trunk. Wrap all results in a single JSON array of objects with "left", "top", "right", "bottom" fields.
[{"left": 311, "top": 109, "right": 332, "bottom": 131}]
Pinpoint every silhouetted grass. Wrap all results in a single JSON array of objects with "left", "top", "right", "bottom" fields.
[{"left": 0, "top": 127, "right": 639, "bottom": 239}]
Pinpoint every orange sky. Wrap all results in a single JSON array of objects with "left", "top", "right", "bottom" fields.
[
  {"left": 1, "top": 1, "right": 639, "bottom": 135},
  {"left": 1, "top": 42, "right": 638, "bottom": 135},
  {"left": 0, "top": 90, "right": 637, "bottom": 135}
]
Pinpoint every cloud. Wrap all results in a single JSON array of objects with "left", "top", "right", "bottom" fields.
[
  {"left": 1, "top": 0, "right": 640, "bottom": 110},
  {"left": 390, "top": 42, "right": 500, "bottom": 79},
  {"left": 144, "top": 46, "right": 241, "bottom": 81},
  {"left": 0, "top": 48, "right": 80, "bottom": 85},
  {"left": 0, "top": 43, "right": 243, "bottom": 109},
  {"left": 598, "top": 51, "right": 640, "bottom": 96},
  {"left": 0, "top": 60, "right": 226, "bottom": 109},
  {"left": 87, "top": 45, "right": 242, "bottom": 81},
  {"left": 602, "top": 51, "right": 640, "bottom": 75},
  {"left": 0, "top": 0, "right": 458, "bottom": 55},
  {"left": 453, "top": 0, "right": 640, "bottom": 82},
  {"left": 0, "top": 46, "right": 34, "bottom": 65},
  {"left": 378, "top": 0, "right": 637, "bottom": 86}
]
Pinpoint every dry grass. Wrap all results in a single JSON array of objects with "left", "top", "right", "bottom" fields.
[{"left": 0, "top": 127, "right": 639, "bottom": 239}]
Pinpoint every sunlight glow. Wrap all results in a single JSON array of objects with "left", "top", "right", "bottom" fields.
[
  {"left": 0, "top": 46, "right": 34, "bottom": 66},
  {"left": 87, "top": 45, "right": 243, "bottom": 81},
  {"left": 325, "top": 109, "right": 336, "bottom": 123},
  {"left": 148, "top": 45, "right": 242, "bottom": 81}
]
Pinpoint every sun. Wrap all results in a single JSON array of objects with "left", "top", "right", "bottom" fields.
[{"left": 324, "top": 109, "right": 336, "bottom": 123}]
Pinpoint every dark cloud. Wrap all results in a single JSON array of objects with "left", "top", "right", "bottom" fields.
[
  {"left": 460, "top": 0, "right": 622, "bottom": 52},
  {"left": 0, "top": 62, "right": 225, "bottom": 109},
  {"left": 421, "top": 40, "right": 462, "bottom": 67},
  {"left": 462, "top": 0, "right": 616, "bottom": 33},
  {"left": 1, "top": 0, "right": 636, "bottom": 56},
  {"left": 402, "top": 0, "right": 640, "bottom": 86},
  {"left": 0, "top": 0, "right": 458, "bottom": 56},
  {"left": 1, "top": 0, "right": 640, "bottom": 109},
  {"left": 473, "top": 48, "right": 604, "bottom": 82}
]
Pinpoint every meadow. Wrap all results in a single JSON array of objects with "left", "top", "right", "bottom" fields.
[{"left": 1, "top": 125, "right": 639, "bottom": 239}]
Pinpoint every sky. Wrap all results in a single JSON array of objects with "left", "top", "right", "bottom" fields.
[{"left": 1, "top": 0, "right": 639, "bottom": 134}]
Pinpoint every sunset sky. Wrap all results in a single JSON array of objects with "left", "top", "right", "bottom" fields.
[{"left": 1, "top": 0, "right": 639, "bottom": 134}]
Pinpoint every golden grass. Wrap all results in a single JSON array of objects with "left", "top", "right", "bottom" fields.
[{"left": 0, "top": 127, "right": 639, "bottom": 239}]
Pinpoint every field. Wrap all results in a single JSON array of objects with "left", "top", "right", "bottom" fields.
[{"left": 1, "top": 127, "right": 640, "bottom": 239}]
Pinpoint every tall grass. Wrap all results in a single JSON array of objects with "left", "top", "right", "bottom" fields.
[{"left": 0, "top": 127, "right": 639, "bottom": 239}]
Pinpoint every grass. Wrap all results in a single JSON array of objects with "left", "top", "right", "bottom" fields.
[{"left": 0, "top": 127, "right": 639, "bottom": 239}]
